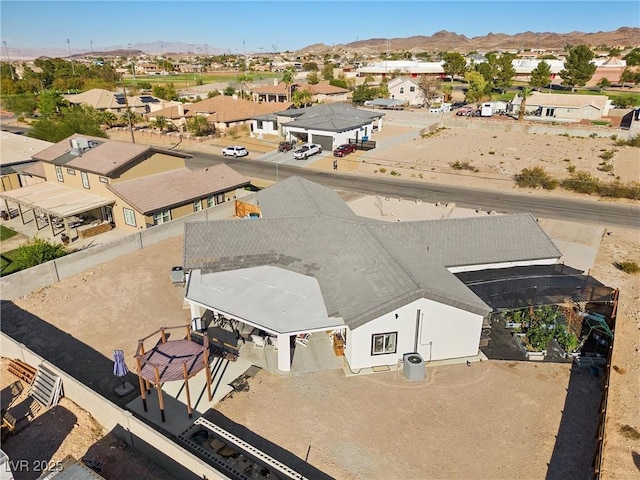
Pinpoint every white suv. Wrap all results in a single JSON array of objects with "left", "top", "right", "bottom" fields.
[{"left": 222, "top": 146, "right": 248, "bottom": 157}]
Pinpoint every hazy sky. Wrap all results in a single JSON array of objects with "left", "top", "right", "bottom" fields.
[{"left": 1, "top": 0, "right": 638, "bottom": 52}]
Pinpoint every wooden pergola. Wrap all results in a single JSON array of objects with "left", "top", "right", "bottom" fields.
[{"left": 134, "top": 324, "right": 212, "bottom": 423}]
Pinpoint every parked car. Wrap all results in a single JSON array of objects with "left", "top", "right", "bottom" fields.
[
  {"left": 456, "top": 107, "right": 474, "bottom": 116},
  {"left": 278, "top": 141, "right": 296, "bottom": 152},
  {"left": 221, "top": 146, "right": 248, "bottom": 157},
  {"left": 293, "top": 143, "right": 322, "bottom": 160},
  {"left": 333, "top": 143, "right": 357, "bottom": 157}
]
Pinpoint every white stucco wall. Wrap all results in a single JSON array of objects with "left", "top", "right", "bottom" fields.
[
  {"left": 344, "top": 298, "right": 484, "bottom": 370},
  {"left": 252, "top": 119, "right": 279, "bottom": 136}
]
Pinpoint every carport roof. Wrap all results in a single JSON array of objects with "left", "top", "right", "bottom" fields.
[{"left": 0, "top": 182, "right": 114, "bottom": 217}]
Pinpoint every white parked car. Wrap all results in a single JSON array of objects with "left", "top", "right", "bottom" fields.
[
  {"left": 293, "top": 143, "right": 322, "bottom": 160},
  {"left": 222, "top": 146, "right": 248, "bottom": 157}
]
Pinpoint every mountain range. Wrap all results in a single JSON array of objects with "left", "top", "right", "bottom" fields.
[{"left": 6, "top": 28, "right": 640, "bottom": 60}]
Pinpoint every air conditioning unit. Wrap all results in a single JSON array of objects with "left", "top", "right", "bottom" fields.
[{"left": 402, "top": 353, "right": 425, "bottom": 381}]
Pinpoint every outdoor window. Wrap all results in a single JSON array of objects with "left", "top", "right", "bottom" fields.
[
  {"left": 193, "top": 199, "right": 202, "bottom": 212},
  {"left": 81, "top": 171, "right": 90, "bottom": 189},
  {"left": 214, "top": 193, "right": 225, "bottom": 205},
  {"left": 99, "top": 176, "right": 109, "bottom": 184},
  {"left": 545, "top": 108, "right": 555, "bottom": 117},
  {"left": 410, "top": 86, "right": 416, "bottom": 92},
  {"left": 66, "top": 168, "right": 76, "bottom": 175},
  {"left": 206, "top": 196, "right": 214, "bottom": 208},
  {"left": 371, "top": 332, "right": 397, "bottom": 355},
  {"left": 123, "top": 208, "right": 136, "bottom": 227},
  {"left": 256, "top": 120, "right": 263, "bottom": 129},
  {"left": 153, "top": 209, "right": 171, "bottom": 225},
  {"left": 55, "top": 165, "right": 64, "bottom": 182},
  {"left": 399, "top": 87, "right": 404, "bottom": 94}
]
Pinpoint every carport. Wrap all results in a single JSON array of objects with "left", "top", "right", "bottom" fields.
[{"left": 0, "top": 182, "right": 114, "bottom": 239}]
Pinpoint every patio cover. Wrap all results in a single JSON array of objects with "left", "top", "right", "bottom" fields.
[{"left": 0, "top": 182, "right": 114, "bottom": 217}]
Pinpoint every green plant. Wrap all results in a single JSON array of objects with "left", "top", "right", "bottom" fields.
[
  {"left": 378, "top": 167, "right": 387, "bottom": 173},
  {"left": 615, "top": 134, "right": 640, "bottom": 147},
  {"left": 615, "top": 260, "right": 640, "bottom": 274},
  {"left": 390, "top": 170, "right": 400, "bottom": 176},
  {"left": 560, "top": 171, "right": 600, "bottom": 194},
  {"left": 13, "top": 237, "right": 67, "bottom": 271},
  {"left": 589, "top": 133, "right": 598, "bottom": 138},
  {"left": 566, "top": 165, "right": 576, "bottom": 173},
  {"left": 598, "top": 149, "right": 616, "bottom": 161},
  {"left": 610, "top": 134, "right": 618, "bottom": 141},
  {"left": 597, "top": 161, "right": 614, "bottom": 172},
  {"left": 514, "top": 166, "right": 558, "bottom": 190},
  {"left": 450, "top": 161, "right": 479, "bottom": 172}
]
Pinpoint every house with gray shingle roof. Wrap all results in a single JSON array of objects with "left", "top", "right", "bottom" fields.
[
  {"left": 182, "top": 177, "right": 561, "bottom": 373},
  {"left": 252, "top": 103, "right": 385, "bottom": 151}
]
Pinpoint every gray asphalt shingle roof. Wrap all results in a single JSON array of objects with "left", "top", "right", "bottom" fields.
[
  {"left": 183, "top": 177, "right": 561, "bottom": 329},
  {"left": 278, "top": 103, "right": 384, "bottom": 133}
]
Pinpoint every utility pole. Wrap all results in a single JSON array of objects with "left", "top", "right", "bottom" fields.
[
  {"left": 66, "top": 38, "right": 76, "bottom": 75},
  {"left": 2, "top": 40, "right": 15, "bottom": 80},
  {"left": 121, "top": 76, "right": 136, "bottom": 144},
  {"left": 90, "top": 40, "right": 93, "bottom": 56}
]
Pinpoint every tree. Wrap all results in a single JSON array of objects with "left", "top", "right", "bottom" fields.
[
  {"left": 321, "top": 63, "right": 335, "bottom": 81},
  {"left": 223, "top": 85, "right": 236, "bottom": 96},
  {"left": 442, "top": 52, "right": 467, "bottom": 79},
  {"left": 517, "top": 87, "right": 534, "bottom": 122},
  {"left": 623, "top": 48, "right": 640, "bottom": 66},
  {"left": 187, "top": 116, "right": 212, "bottom": 136},
  {"left": 37, "top": 89, "right": 66, "bottom": 118},
  {"left": 291, "top": 88, "right": 312, "bottom": 108},
  {"left": 302, "top": 62, "right": 318, "bottom": 72},
  {"left": 329, "top": 78, "right": 348, "bottom": 89},
  {"left": 463, "top": 71, "right": 488, "bottom": 104},
  {"left": 307, "top": 71, "right": 320, "bottom": 85},
  {"left": 620, "top": 67, "right": 640, "bottom": 87},
  {"left": 596, "top": 78, "right": 611, "bottom": 92},
  {"left": 207, "top": 90, "right": 220, "bottom": 98},
  {"left": 97, "top": 110, "right": 118, "bottom": 128},
  {"left": 493, "top": 53, "right": 516, "bottom": 93},
  {"left": 559, "top": 45, "right": 597, "bottom": 91},
  {"left": 151, "top": 115, "right": 169, "bottom": 131},
  {"left": 14, "top": 237, "right": 68, "bottom": 270},
  {"left": 236, "top": 73, "right": 253, "bottom": 100},
  {"left": 351, "top": 84, "right": 378, "bottom": 105},
  {"left": 611, "top": 94, "right": 640, "bottom": 108},
  {"left": 281, "top": 66, "right": 296, "bottom": 102},
  {"left": 529, "top": 60, "right": 552, "bottom": 91},
  {"left": 2, "top": 93, "right": 38, "bottom": 116},
  {"left": 441, "top": 83, "right": 453, "bottom": 102},
  {"left": 418, "top": 77, "right": 443, "bottom": 107},
  {"left": 28, "top": 105, "right": 106, "bottom": 142}
]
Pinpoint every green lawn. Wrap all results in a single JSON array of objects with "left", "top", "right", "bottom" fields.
[
  {"left": 0, "top": 248, "right": 21, "bottom": 276},
  {"left": 0, "top": 225, "right": 17, "bottom": 241}
]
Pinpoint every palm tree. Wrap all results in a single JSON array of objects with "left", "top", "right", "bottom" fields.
[
  {"left": 97, "top": 111, "right": 118, "bottom": 128},
  {"left": 441, "top": 83, "right": 453, "bottom": 103},
  {"left": 518, "top": 87, "right": 534, "bottom": 122},
  {"left": 281, "top": 67, "right": 296, "bottom": 102},
  {"left": 151, "top": 115, "right": 168, "bottom": 132},
  {"left": 292, "top": 88, "right": 312, "bottom": 108}
]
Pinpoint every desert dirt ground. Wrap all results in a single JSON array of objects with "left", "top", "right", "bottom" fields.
[{"left": 2, "top": 116, "right": 639, "bottom": 479}]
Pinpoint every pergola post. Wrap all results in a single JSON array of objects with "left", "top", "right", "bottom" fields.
[
  {"left": 277, "top": 333, "right": 291, "bottom": 372},
  {"left": 48, "top": 213, "right": 55, "bottom": 237},
  {"left": 63, "top": 216, "right": 71, "bottom": 239},
  {"left": 154, "top": 367, "right": 165, "bottom": 423},
  {"left": 18, "top": 204, "right": 25, "bottom": 225},
  {"left": 182, "top": 363, "right": 193, "bottom": 418},
  {"left": 135, "top": 356, "right": 147, "bottom": 412},
  {"left": 204, "top": 336, "right": 213, "bottom": 401}
]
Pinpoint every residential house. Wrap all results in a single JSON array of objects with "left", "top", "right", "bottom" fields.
[
  {"left": 511, "top": 92, "right": 612, "bottom": 120},
  {"left": 252, "top": 103, "right": 384, "bottom": 150},
  {"left": 357, "top": 60, "right": 446, "bottom": 80},
  {"left": 252, "top": 81, "right": 349, "bottom": 104},
  {"left": 182, "top": 177, "right": 561, "bottom": 373},
  {"left": 64, "top": 89, "right": 147, "bottom": 115},
  {"left": 0, "top": 132, "right": 50, "bottom": 191},
  {"left": 0, "top": 135, "right": 250, "bottom": 238},
  {"left": 386, "top": 77, "right": 433, "bottom": 107},
  {"left": 147, "top": 96, "right": 292, "bottom": 133}
]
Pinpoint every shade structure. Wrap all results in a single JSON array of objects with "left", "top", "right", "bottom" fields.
[{"left": 113, "top": 349, "right": 129, "bottom": 387}]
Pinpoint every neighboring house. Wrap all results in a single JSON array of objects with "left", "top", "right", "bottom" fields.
[
  {"left": 387, "top": 77, "right": 430, "bottom": 107},
  {"left": 511, "top": 92, "right": 612, "bottom": 120},
  {"left": 252, "top": 80, "right": 349, "bottom": 105},
  {"left": 252, "top": 103, "right": 384, "bottom": 150},
  {"left": 182, "top": 177, "right": 561, "bottom": 373},
  {"left": 357, "top": 60, "right": 446, "bottom": 80},
  {"left": 147, "top": 96, "right": 292, "bottom": 133},
  {"left": 0, "top": 132, "right": 50, "bottom": 191},
  {"left": 0, "top": 135, "right": 250, "bottom": 237},
  {"left": 64, "top": 89, "right": 147, "bottom": 114}
]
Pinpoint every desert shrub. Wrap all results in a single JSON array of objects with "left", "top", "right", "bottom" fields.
[
  {"left": 599, "top": 149, "right": 616, "bottom": 161},
  {"left": 589, "top": 133, "right": 598, "bottom": 138},
  {"left": 597, "top": 180, "right": 640, "bottom": 199},
  {"left": 450, "top": 161, "right": 479, "bottom": 172},
  {"left": 561, "top": 171, "right": 600, "bottom": 194},
  {"left": 615, "top": 261, "right": 640, "bottom": 274},
  {"left": 615, "top": 134, "right": 640, "bottom": 147},
  {"left": 514, "top": 166, "right": 558, "bottom": 190},
  {"left": 597, "top": 161, "right": 614, "bottom": 172},
  {"left": 566, "top": 165, "right": 576, "bottom": 173},
  {"left": 390, "top": 170, "right": 400, "bottom": 176},
  {"left": 378, "top": 167, "right": 387, "bottom": 173}
]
